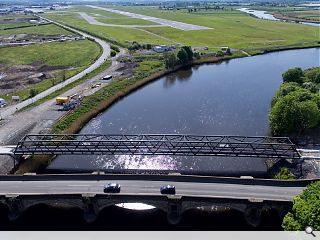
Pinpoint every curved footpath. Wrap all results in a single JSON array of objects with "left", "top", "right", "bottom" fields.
[{"left": 0, "top": 17, "right": 111, "bottom": 119}]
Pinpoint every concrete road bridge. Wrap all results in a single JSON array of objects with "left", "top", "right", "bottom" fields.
[{"left": 0, "top": 173, "right": 317, "bottom": 226}]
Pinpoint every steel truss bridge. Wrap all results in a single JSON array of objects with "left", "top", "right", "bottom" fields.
[{"left": 13, "top": 134, "right": 301, "bottom": 159}]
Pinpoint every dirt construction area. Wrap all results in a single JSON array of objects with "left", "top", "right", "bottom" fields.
[{"left": 0, "top": 63, "right": 68, "bottom": 95}]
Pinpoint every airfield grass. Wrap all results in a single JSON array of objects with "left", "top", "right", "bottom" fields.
[{"left": 44, "top": 6, "right": 319, "bottom": 52}]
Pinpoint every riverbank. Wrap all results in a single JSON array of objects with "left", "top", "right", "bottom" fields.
[{"left": 272, "top": 13, "right": 320, "bottom": 25}]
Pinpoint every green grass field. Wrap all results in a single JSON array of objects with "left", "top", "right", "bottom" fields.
[
  {"left": 0, "top": 23, "right": 72, "bottom": 36},
  {"left": 0, "top": 39, "right": 100, "bottom": 67},
  {"left": 44, "top": 6, "right": 319, "bottom": 52}
]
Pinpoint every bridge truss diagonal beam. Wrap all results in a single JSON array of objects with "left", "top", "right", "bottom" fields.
[{"left": 13, "top": 134, "right": 301, "bottom": 159}]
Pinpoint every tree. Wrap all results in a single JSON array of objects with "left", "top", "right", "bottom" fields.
[
  {"left": 282, "top": 181, "right": 320, "bottom": 231},
  {"left": 269, "top": 91, "right": 320, "bottom": 135},
  {"left": 177, "top": 48, "right": 189, "bottom": 64},
  {"left": 181, "top": 46, "right": 193, "bottom": 61},
  {"left": 163, "top": 52, "right": 178, "bottom": 69},
  {"left": 304, "top": 67, "right": 320, "bottom": 83},
  {"left": 271, "top": 82, "right": 302, "bottom": 107},
  {"left": 282, "top": 67, "right": 304, "bottom": 84},
  {"left": 61, "top": 70, "right": 66, "bottom": 82}
]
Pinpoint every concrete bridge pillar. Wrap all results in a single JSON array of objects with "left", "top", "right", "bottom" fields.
[
  {"left": 166, "top": 199, "right": 182, "bottom": 225},
  {"left": 244, "top": 206, "right": 262, "bottom": 227},
  {"left": 6, "top": 197, "right": 24, "bottom": 221},
  {"left": 82, "top": 196, "right": 98, "bottom": 223}
]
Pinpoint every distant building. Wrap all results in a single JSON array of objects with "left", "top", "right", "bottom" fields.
[
  {"left": 221, "top": 46, "right": 231, "bottom": 54},
  {"left": 153, "top": 45, "right": 170, "bottom": 53},
  {"left": 24, "top": 8, "right": 44, "bottom": 14}
]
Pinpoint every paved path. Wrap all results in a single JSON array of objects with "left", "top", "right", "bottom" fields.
[
  {"left": 88, "top": 5, "right": 212, "bottom": 31},
  {"left": 0, "top": 17, "right": 110, "bottom": 120}
]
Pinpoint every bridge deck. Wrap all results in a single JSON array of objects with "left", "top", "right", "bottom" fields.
[{"left": 13, "top": 134, "right": 300, "bottom": 159}]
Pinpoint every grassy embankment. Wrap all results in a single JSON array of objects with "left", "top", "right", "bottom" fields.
[
  {"left": 0, "top": 23, "right": 102, "bottom": 102},
  {"left": 44, "top": 6, "right": 320, "bottom": 53}
]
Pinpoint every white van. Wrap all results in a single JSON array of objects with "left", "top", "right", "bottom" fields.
[
  {"left": 0, "top": 98, "right": 7, "bottom": 107},
  {"left": 102, "top": 75, "right": 112, "bottom": 81}
]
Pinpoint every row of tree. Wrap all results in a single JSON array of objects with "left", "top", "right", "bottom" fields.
[
  {"left": 269, "top": 67, "right": 320, "bottom": 136},
  {"left": 163, "top": 46, "right": 197, "bottom": 69}
]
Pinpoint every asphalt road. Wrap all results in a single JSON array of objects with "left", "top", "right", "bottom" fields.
[
  {"left": 0, "top": 179, "right": 305, "bottom": 201},
  {"left": 88, "top": 5, "right": 211, "bottom": 31},
  {"left": 0, "top": 17, "right": 110, "bottom": 119}
]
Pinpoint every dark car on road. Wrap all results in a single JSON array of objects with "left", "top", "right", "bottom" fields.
[
  {"left": 160, "top": 185, "right": 176, "bottom": 195},
  {"left": 104, "top": 183, "right": 121, "bottom": 193}
]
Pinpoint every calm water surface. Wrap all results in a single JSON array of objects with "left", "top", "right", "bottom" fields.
[{"left": 49, "top": 48, "right": 320, "bottom": 175}]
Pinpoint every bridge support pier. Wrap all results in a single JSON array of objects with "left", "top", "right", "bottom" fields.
[
  {"left": 6, "top": 197, "right": 24, "bottom": 221},
  {"left": 166, "top": 200, "right": 182, "bottom": 225},
  {"left": 82, "top": 196, "right": 98, "bottom": 223},
  {"left": 244, "top": 206, "right": 262, "bottom": 227}
]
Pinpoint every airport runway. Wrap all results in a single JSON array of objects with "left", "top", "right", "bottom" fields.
[{"left": 88, "top": 5, "right": 212, "bottom": 31}]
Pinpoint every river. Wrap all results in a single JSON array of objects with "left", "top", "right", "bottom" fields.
[
  {"left": 238, "top": 8, "right": 320, "bottom": 27},
  {"left": 48, "top": 48, "right": 320, "bottom": 176}
]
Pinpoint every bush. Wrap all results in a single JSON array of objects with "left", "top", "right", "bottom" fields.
[
  {"left": 110, "top": 50, "right": 117, "bottom": 57},
  {"left": 110, "top": 44, "right": 120, "bottom": 53},
  {"left": 282, "top": 67, "right": 304, "bottom": 84},
  {"left": 193, "top": 51, "right": 201, "bottom": 59},
  {"left": 282, "top": 181, "right": 320, "bottom": 231},
  {"left": 215, "top": 51, "right": 224, "bottom": 57},
  {"left": 274, "top": 167, "right": 296, "bottom": 180},
  {"left": 29, "top": 88, "right": 38, "bottom": 98}
]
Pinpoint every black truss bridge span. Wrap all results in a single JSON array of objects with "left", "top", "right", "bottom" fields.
[{"left": 13, "top": 134, "right": 301, "bottom": 159}]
